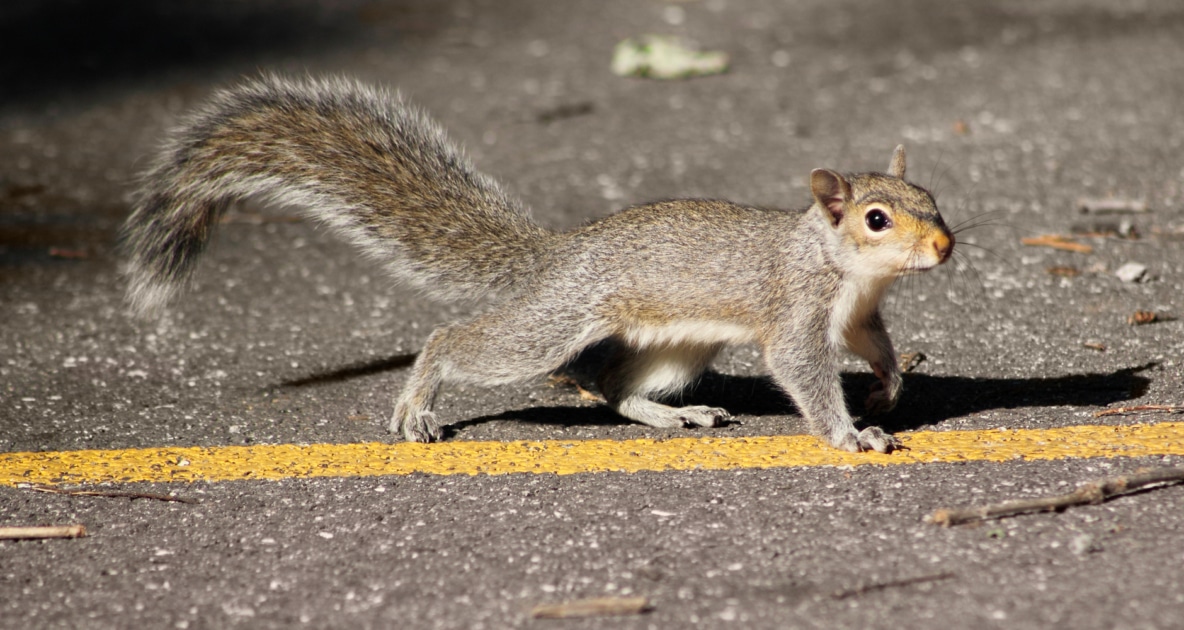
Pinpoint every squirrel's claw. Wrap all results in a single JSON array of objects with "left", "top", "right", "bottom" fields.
[
  {"left": 831, "top": 425, "right": 901, "bottom": 454},
  {"left": 677, "top": 405, "right": 732, "bottom": 428},
  {"left": 390, "top": 408, "right": 442, "bottom": 443},
  {"left": 856, "top": 426, "right": 901, "bottom": 453}
]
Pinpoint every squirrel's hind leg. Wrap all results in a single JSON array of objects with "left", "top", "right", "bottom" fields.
[
  {"left": 390, "top": 307, "right": 610, "bottom": 441},
  {"left": 599, "top": 343, "right": 731, "bottom": 429}
]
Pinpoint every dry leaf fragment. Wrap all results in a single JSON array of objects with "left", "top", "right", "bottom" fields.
[
  {"left": 548, "top": 375, "right": 578, "bottom": 388},
  {"left": 530, "top": 596, "right": 651, "bottom": 619},
  {"left": 1021, "top": 235, "right": 1092, "bottom": 254},
  {"left": 547, "top": 375, "right": 603, "bottom": 402},
  {"left": 899, "top": 351, "right": 927, "bottom": 373},
  {"left": 1046, "top": 265, "right": 1080, "bottom": 277},
  {"left": 1127, "top": 310, "right": 1160, "bottom": 325}
]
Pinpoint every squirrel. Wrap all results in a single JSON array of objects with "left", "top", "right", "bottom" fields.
[{"left": 122, "top": 75, "right": 954, "bottom": 453}]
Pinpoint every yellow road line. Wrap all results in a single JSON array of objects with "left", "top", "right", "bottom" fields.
[{"left": 2, "top": 422, "right": 1183, "bottom": 486}]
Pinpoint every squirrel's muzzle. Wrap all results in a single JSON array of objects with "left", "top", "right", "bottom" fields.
[{"left": 933, "top": 231, "right": 954, "bottom": 264}]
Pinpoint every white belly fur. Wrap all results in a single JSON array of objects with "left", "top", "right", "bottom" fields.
[{"left": 623, "top": 319, "right": 758, "bottom": 349}]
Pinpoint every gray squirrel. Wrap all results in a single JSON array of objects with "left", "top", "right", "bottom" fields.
[{"left": 122, "top": 75, "right": 954, "bottom": 453}]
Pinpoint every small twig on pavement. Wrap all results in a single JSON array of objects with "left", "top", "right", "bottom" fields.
[
  {"left": 1077, "top": 198, "right": 1149, "bottom": 215},
  {"left": 1094, "top": 404, "right": 1184, "bottom": 418},
  {"left": 928, "top": 467, "right": 1184, "bottom": 527},
  {"left": 0, "top": 525, "right": 87, "bottom": 540},
  {"left": 530, "top": 596, "right": 651, "bottom": 619},
  {"left": 27, "top": 485, "right": 200, "bottom": 504},
  {"left": 830, "top": 572, "right": 955, "bottom": 600},
  {"left": 1020, "top": 234, "right": 1093, "bottom": 254}
]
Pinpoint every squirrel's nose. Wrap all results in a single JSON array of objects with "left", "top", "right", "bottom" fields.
[{"left": 933, "top": 232, "right": 954, "bottom": 263}]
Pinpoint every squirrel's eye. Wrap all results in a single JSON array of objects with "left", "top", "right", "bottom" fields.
[{"left": 865, "top": 209, "right": 892, "bottom": 232}]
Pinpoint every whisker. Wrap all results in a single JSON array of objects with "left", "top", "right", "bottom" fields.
[
  {"left": 939, "top": 257, "right": 961, "bottom": 305},
  {"left": 927, "top": 148, "right": 948, "bottom": 197},
  {"left": 949, "top": 209, "right": 1007, "bottom": 234},
  {"left": 955, "top": 241, "right": 1019, "bottom": 273},
  {"left": 950, "top": 251, "right": 988, "bottom": 302}
]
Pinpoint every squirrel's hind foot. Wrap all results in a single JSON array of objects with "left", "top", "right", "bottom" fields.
[
  {"left": 612, "top": 397, "right": 732, "bottom": 429},
  {"left": 675, "top": 405, "right": 732, "bottom": 428}
]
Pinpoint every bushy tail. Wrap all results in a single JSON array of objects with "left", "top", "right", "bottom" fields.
[{"left": 121, "top": 74, "right": 554, "bottom": 316}]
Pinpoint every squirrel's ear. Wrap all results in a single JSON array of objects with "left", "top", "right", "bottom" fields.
[
  {"left": 810, "top": 168, "right": 851, "bottom": 226},
  {"left": 888, "top": 144, "right": 907, "bottom": 179}
]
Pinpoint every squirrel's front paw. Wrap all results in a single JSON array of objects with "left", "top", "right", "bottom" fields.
[
  {"left": 864, "top": 383, "right": 898, "bottom": 415},
  {"left": 830, "top": 426, "right": 901, "bottom": 454},
  {"left": 856, "top": 426, "right": 901, "bottom": 453},
  {"left": 389, "top": 408, "right": 442, "bottom": 442},
  {"left": 866, "top": 362, "right": 901, "bottom": 415}
]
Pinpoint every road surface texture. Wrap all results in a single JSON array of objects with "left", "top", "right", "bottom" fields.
[{"left": 2, "top": 0, "right": 1184, "bottom": 628}]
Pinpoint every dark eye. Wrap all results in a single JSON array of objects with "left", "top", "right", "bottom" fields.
[{"left": 865, "top": 209, "right": 892, "bottom": 232}]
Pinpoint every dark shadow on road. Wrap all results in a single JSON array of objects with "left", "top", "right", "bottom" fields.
[
  {"left": 272, "top": 352, "right": 419, "bottom": 389},
  {"left": 439, "top": 362, "right": 1157, "bottom": 437},
  {"left": 7, "top": 0, "right": 1183, "bottom": 112},
  {"left": 440, "top": 405, "right": 633, "bottom": 440},
  {"left": 856, "top": 362, "right": 1157, "bottom": 433},
  {"left": 269, "top": 344, "right": 1155, "bottom": 434},
  {"left": 0, "top": 0, "right": 455, "bottom": 111}
]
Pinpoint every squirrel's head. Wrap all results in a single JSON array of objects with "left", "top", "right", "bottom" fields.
[{"left": 809, "top": 145, "right": 954, "bottom": 278}]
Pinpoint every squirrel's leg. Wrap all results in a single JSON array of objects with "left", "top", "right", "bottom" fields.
[
  {"left": 843, "top": 310, "right": 902, "bottom": 415},
  {"left": 390, "top": 327, "right": 450, "bottom": 443},
  {"left": 390, "top": 307, "right": 609, "bottom": 442},
  {"left": 599, "top": 342, "right": 730, "bottom": 429},
  {"left": 765, "top": 324, "right": 900, "bottom": 454}
]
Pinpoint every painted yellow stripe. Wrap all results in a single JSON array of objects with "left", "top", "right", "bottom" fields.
[{"left": 2, "top": 422, "right": 1182, "bottom": 486}]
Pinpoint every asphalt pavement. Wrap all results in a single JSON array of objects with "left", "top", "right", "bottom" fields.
[{"left": 3, "top": 0, "right": 1184, "bottom": 628}]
